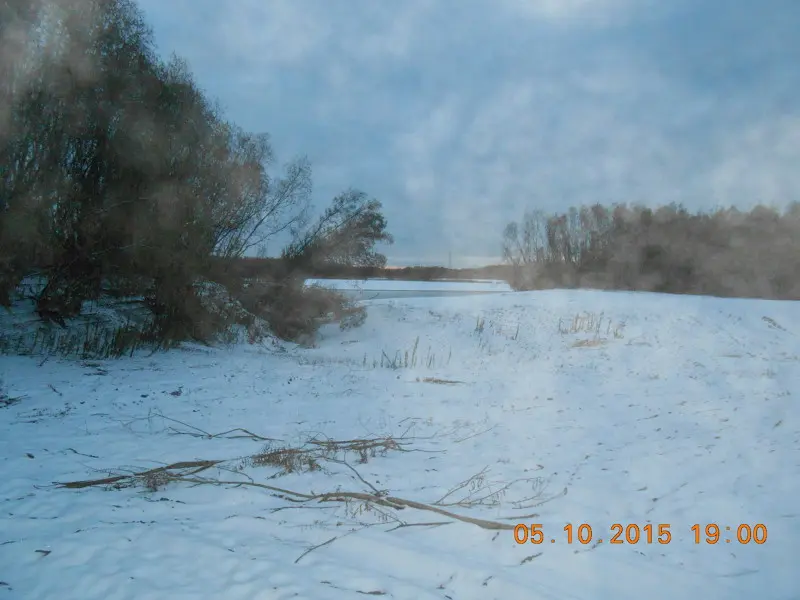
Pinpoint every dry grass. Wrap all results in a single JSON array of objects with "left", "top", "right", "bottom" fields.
[
  {"left": 571, "top": 339, "right": 606, "bottom": 348},
  {"left": 363, "top": 337, "right": 452, "bottom": 370},
  {"left": 559, "top": 311, "right": 625, "bottom": 340},
  {"left": 242, "top": 436, "right": 405, "bottom": 475},
  {"left": 249, "top": 446, "right": 323, "bottom": 474},
  {"left": 417, "top": 377, "right": 465, "bottom": 385}
]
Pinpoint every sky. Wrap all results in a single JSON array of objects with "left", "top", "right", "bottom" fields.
[{"left": 135, "top": 0, "right": 800, "bottom": 267}]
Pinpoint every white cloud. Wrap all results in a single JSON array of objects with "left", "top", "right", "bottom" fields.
[
  {"left": 341, "top": 1, "right": 435, "bottom": 63},
  {"left": 390, "top": 43, "right": 800, "bottom": 256},
  {"left": 707, "top": 116, "right": 800, "bottom": 208},
  {"left": 499, "top": 0, "right": 644, "bottom": 25},
  {"left": 214, "top": 0, "right": 332, "bottom": 66}
]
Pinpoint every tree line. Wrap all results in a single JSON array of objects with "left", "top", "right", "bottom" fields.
[{"left": 502, "top": 202, "right": 800, "bottom": 299}]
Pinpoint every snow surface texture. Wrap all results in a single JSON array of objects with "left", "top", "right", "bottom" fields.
[{"left": 1, "top": 283, "right": 799, "bottom": 600}]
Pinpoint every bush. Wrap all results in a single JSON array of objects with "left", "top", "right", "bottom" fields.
[{"left": 235, "top": 279, "right": 364, "bottom": 344}]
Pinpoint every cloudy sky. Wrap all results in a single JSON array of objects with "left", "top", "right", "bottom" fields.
[{"left": 136, "top": 0, "right": 799, "bottom": 267}]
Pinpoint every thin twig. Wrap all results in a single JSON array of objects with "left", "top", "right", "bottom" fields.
[
  {"left": 66, "top": 448, "right": 100, "bottom": 459},
  {"left": 453, "top": 425, "right": 497, "bottom": 444},
  {"left": 325, "top": 457, "right": 384, "bottom": 495},
  {"left": 151, "top": 413, "right": 212, "bottom": 436},
  {"left": 294, "top": 536, "right": 337, "bottom": 564},
  {"left": 497, "top": 512, "right": 540, "bottom": 521},
  {"left": 512, "top": 487, "right": 568, "bottom": 509},
  {"left": 168, "top": 426, "right": 281, "bottom": 442},
  {"left": 294, "top": 523, "right": 378, "bottom": 564},
  {"left": 385, "top": 521, "right": 451, "bottom": 532},
  {"left": 434, "top": 467, "right": 489, "bottom": 505}
]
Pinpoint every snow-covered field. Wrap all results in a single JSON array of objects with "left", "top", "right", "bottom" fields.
[
  {"left": 1, "top": 283, "right": 799, "bottom": 599},
  {"left": 305, "top": 278, "right": 513, "bottom": 301},
  {"left": 305, "top": 279, "right": 512, "bottom": 293}
]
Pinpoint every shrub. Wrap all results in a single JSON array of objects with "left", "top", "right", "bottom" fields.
[{"left": 235, "top": 279, "right": 364, "bottom": 344}]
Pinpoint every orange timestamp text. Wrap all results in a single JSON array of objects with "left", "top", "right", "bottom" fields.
[{"left": 513, "top": 523, "right": 768, "bottom": 545}]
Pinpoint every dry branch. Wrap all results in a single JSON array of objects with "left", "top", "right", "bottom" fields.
[
  {"left": 56, "top": 460, "right": 222, "bottom": 489},
  {"left": 57, "top": 468, "right": 516, "bottom": 530},
  {"left": 55, "top": 431, "right": 548, "bottom": 533},
  {"left": 153, "top": 412, "right": 282, "bottom": 442},
  {"left": 171, "top": 427, "right": 281, "bottom": 442}
]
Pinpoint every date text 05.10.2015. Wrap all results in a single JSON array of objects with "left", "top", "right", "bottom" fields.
[{"left": 513, "top": 523, "right": 768, "bottom": 545}]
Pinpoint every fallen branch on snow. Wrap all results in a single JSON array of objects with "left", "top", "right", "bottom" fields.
[
  {"left": 57, "top": 460, "right": 223, "bottom": 490},
  {"left": 55, "top": 431, "right": 552, "bottom": 533},
  {"left": 56, "top": 468, "right": 517, "bottom": 530}
]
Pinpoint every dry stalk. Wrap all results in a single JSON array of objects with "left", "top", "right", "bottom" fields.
[
  {"left": 417, "top": 377, "right": 464, "bottom": 385},
  {"left": 155, "top": 412, "right": 282, "bottom": 442},
  {"left": 434, "top": 467, "right": 545, "bottom": 509}
]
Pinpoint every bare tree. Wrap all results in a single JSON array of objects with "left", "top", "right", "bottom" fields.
[
  {"left": 283, "top": 189, "right": 394, "bottom": 272},
  {"left": 209, "top": 130, "right": 312, "bottom": 259},
  {"left": 502, "top": 209, "right": 550, "bottom": 267}
]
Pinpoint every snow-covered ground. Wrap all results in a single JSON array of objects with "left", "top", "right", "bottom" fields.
[{"left": 1, "top": 284, "right": 799, "bottom": 599}]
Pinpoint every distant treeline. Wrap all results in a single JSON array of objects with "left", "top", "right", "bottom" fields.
[
  {"left": 503, "top": 203, "right": 800, "bottom": 300},
  {"left": 211, "top": 257, "right": 514, "bottom": 283}
]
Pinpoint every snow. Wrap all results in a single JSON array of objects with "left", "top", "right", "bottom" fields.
[{"left": 1, "top": 286, "right": 799, "bottom": 599}]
